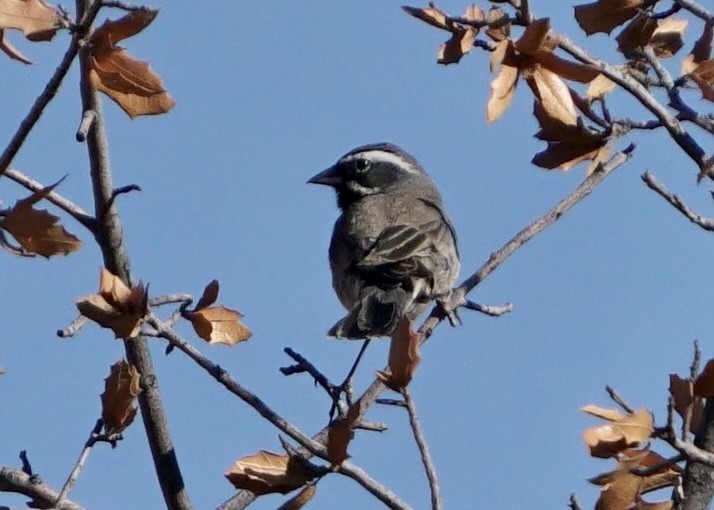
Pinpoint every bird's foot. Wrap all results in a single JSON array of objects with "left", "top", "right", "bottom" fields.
[{"left": 437, "top": 287, "right": 467, "bottom": 327}]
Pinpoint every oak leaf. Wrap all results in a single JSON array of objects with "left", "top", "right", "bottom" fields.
[
  {"left": 277, "top": 484, "right": 317, "bottom": 510},
  {"left": 582, "top": 408, "right": 654, "bottom": 458},
  {"left": 327, "top": 400, "right": 362, "bottom": 465},
  {"left": 1, "top": 178, "right": 82, "bottom": 257},
  {"left": 376, "top": 317, "right": 421, "bottom": 391},
  {"left": 574, "top": 0, "right": 656, "bottom": 36},
  {"left": 225, "top": 451, "right": 313, "bottom": 495},
  {"left": 527, "top": 65, "right": 578, "bottom": 126},
  {"left": 0, "top": 0, "right": 59, "bottom": 63},
  {"left": 101, "top": 359, "right": 141, "bottom": 435},
  {"left": 650, "top": 18, "right": 687, "bottom": 58},
  {"left": 532, "top": 140, "right": 607, "bottom": 171},
  {"left": 486, "top": 41, "right": 519, "bottom": 122},
  {"left": 88, "top": 9, "right": 174, "bottom": 118},
  {"left": 694, "top": 359, "right": 714, "bottom": 397},
  {"left": 581, "top": 404, "right": 625, "bottom": 422},
  {"left": 437, "top": 27, "right": 476, "bottom": 65},
  {"left": 587, "top": 73, "right": 617, "bottom": 101},
  {"left": 669, "top": 373, "right": 702, "bottom": 432},
  {"left": 184, "top": 280, "right": 252, "bottom": 346},
  {"left": 76, "top": 268, "right": 148, "bottom": 339},
  {"left": 682, "top": 20, "right": 712, "bottom": 74},
  {"left": 616, "top": 12, "right": 657, "bottom": 58}
]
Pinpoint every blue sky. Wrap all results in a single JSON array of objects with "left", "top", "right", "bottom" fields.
[{"left": 2, "top": 2, "right": 713, "bottom": 509}]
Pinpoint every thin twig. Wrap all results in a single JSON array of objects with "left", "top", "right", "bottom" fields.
[
  {"left": 674, "top": 0, "right": 713, "bottom": 22},
  {"left": 641, "top": 171, "right": 714, "bottom": 231},
  {"left": 462, "top": 301, "right": 513, "bottom": 317},
  {"left": 280, "top": 347, "right": 339, "bottom": 401},
  {"left": 402, "top": 387, "right": 441, "bottom": 510},
  {"left": 606, "top": 385, "right": 635, "bottom": 414},
  {"left": 377, "top": 398, "right": 407, "bottom": 408},
  {"left": 568, "top": 493, "right": 584, "bottom": 510},
  {"left": 55, "top": 419, "right": 104, "bottom": 507},
  {"left": 0, "top": 467, "right": 84, "bottom": 510},
  {"left": 57, "top": 315, "right": 89, "bottom": 338},
  {"left": 4, "top": 168, "right": 96, "bottom": 231}
]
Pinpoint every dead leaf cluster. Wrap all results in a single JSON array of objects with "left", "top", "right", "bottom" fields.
[
  {"left": 101, "top": 359, "right": 142, "bottom": 435},
  {"left": 182, "top": 280, "right": 252, "bottom": 346},
  {"left": 581, "top": 405, "right": 654, "bottom": 458},
  {"left": 682, "top": 21, "right": 714, "bottom": 102},
  {"left": 76, "top": 268, "right": 148, "bottom": 338},
  {"left": 589, "top": 448, "right": 681, "bottom": 510},
  {"left": 1, "top": 178, "right": 82, "bottom": 258},
  {"left": 87, "top": 9, "right": 174, "bottom": 117},
  {"left": 0, "top": 0, "right": 60, "bottom": 64}
]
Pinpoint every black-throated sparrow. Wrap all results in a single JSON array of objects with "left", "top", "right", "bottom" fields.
[{"left": 309, "top": 142, "right": 460, "bottom": 339}]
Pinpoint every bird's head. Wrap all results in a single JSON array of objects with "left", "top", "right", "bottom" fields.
[{"left": 308, "top": 143, "right": 437, "bottom": 209}]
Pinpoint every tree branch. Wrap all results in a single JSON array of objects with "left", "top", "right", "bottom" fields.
[
  {"left": 0, "top": 466, "right": 84, "bottom": 510},
  {"left": 641, "top": 171, "right": 714, "bottom": 232}
]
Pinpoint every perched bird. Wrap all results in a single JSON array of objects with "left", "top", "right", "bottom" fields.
[{"left": 308, "top": 142, "right": 460, "bottom": 339}]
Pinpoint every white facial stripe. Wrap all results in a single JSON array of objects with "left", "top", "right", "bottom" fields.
[{"left": 342, "top": 150, "right": 419, "bottom": 174}]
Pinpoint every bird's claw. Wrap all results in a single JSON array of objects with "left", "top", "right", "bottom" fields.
[{"left": 437, "top": 288, "right": 467, "bottom": 327}]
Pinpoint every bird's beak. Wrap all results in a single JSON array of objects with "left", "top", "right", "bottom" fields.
[{"left": 307, "top": 165, "right": 341, "bottom": 187}]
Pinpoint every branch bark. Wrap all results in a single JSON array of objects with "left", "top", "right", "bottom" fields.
[{"left": 0, "top": 467, "right": 84, "bottom": 510}]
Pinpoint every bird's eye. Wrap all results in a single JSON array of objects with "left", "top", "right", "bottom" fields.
[{"left": 355, "top": 159, "right": 371, "bottom": 172}]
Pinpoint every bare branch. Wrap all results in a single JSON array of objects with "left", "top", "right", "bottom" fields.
[
  {"left": 149, "top": 294, "right": 193, "bottom": 307},
  {"left": 674, "top": 0, "right": 713, "bottom": 22},
  {"left": 402, "top": 387, "right": 441, "bottom": 510},
  {"left": 641, "top": 171, "right": 714, "bottom": 232},
  {"left": 76, "top": 109, "right": 96, "bottom": 142},
  {"left": 462, "top": 300, "right": 513, "bottom": 317},
  {"left": 0, "top": 466, "right": 84, "bottom": 510}
]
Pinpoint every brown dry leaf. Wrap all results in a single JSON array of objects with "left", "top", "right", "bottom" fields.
[
  {"left": 437, "top": 27, "right": 476, "bottom": 65},
  {"left": 581, "top": 404, "right": 625, "bottom": 422},
  {"left": 616, "top": 12, "right": 657, "bottom": 58},
  {"left": 650, "top": 18, "right": 687, "bottom": 58},
  {"left": 532, "top": 140, "right": 607, "bottom": 171},
  {"left": 634, "top": 502, "right": 673, "bottom": 510},
  {"left": 225, "top": 451, "right": 313, "bottom": 495},
  {"left": 591, "top": 449, "right": 679, "bottom": 510},
  {"left": 0, "top": 29, "right": 31, "bottom": 63},
  {"left": 327, "top": 401, "right": 361, "bottom": 465},
  {"left": 487, "top": 41, "right": 519, "bottom": 122},
  {"left": 0, "top": 0, "right": 59, "bottom": 39},
  {"left": 88, "top": 9, "right": 174, "bottom": 118},
  {"left": 574, "top": 0, "right": 653, "bottom": 36},
  {"left": 375, "top": 317, "right": 421, "bottom": 391},
  {"left": 1, "top": 178, "right": 82, "bottom": 257},
  {"left": 694, "top": 358, "right": 714, "bottom": 397},
  {"left": 515, "top": 17, "right": 551, "bottom": 55},
  {"left": 463, "top": 4, "right": 484, "bottom": 24},
  {"left": 587, "top": 73, "right": 617, "bottom": 101},
  {"left": 188, "top": 306, "right": 252, "bottom": 346},
  {"left": 401, "top": 4, "right": 449, "bottom": 30},
  {"left": 101, "top": 359, "right": 141, "bottom": 435},
  {"left": 533, "top": 100, "right": 603, "bottom": 144},
  {"left": 534, "top": 51, "right": 600, "bottom": 83},
  {"left": 689, "top": 66, "right": 714, "bottom": 102},
  {"left": 277, "top": 484, "right": 317, "bottom": 510},
  {"left": 76, "top": 268, "right": 147, "bottom": 339},
  {"left": 669, "top": 373, "right": 703, "bottom": 432},
  {"left": 195, "top": 279, "right": 220, "bottom": 310},
  {"left": 527, "top": 66, "right": 578, "bottom": 126},
  {"left": 485, "top": 6, "right": 510, "bottom": 42},
  {"left": 583, "top": 408, "right": 654, "bottom": 458}
]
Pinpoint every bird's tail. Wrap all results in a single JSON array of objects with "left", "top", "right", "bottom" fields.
[{"left": 327, "top": 286, "right": 411, "bottom": 339}]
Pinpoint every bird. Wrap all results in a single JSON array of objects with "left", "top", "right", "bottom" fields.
[{"left": 308, "top": 142, "right": 461, "bottom": 339}]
